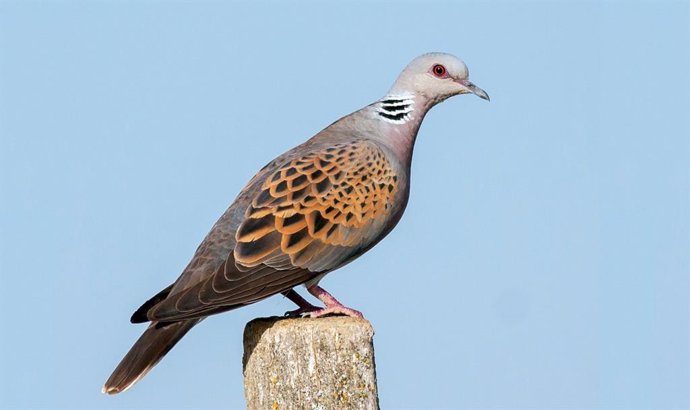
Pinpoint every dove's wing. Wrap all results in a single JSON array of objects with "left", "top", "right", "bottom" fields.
[{"left": 147, "top": 139, "right": 400, "bottom": 322}]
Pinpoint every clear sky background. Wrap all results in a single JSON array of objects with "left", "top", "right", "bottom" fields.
[{"left": 1, "top": 1, "right": 688, "bottom": 409}]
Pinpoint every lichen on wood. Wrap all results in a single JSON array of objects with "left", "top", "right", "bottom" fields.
[{"left": 243, "top": 316, "right": 379, "bottom": 410}]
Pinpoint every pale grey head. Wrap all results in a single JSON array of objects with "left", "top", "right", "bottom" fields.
[{"left": 387, "top": 52, "right": 489, "bottom": 103}]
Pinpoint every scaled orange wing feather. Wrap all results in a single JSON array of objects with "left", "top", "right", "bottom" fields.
[{"left": 234, "top": 140, "right": 399, "bottom": 271}]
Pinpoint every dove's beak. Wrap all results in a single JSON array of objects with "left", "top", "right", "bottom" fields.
[{"left": 458, "top": 79, "right": 490, "bottom": 101}]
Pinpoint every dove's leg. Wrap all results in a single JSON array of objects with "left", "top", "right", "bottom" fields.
[
  {"left": 306, "top": 285, "right": 363, "bottom": 318},
  {"left": 282, "top": 289, "right": 320, "bottom": 317}
]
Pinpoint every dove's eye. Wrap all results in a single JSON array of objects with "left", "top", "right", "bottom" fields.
[{"left": 432, "top": 64, "right": 447, "bottom": 78}]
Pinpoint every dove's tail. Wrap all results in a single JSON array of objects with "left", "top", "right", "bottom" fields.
[{"left": 102, "top": 319, "right": 199, "bottom": 394}]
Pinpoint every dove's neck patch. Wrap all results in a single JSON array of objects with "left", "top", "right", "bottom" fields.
[{"left": 376, "top": 94, "right": 415, "bottom": 124}]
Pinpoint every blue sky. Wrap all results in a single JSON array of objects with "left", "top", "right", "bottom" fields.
[{"left": 1, "top": 1, "right": 688, "bottom": 409}]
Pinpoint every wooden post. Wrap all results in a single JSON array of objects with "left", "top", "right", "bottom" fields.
[{"left": 242, "top": 316, "right": 379, "bottom": 410}]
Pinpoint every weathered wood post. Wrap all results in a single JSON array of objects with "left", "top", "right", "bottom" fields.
[{"left": 242, "top": 316, "right": 379, "bottom": 409}]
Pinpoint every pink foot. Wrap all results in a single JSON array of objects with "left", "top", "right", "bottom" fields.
[
  {"left": 306, "top": 285, "right": 364, "bottom": 318},
  {"left": 308, "top": 305, "right": 363, "bottom": 318}
]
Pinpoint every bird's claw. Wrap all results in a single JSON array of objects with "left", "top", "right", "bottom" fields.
[{"left": 283, "top": 307, "right": 319, "bottom": 318}]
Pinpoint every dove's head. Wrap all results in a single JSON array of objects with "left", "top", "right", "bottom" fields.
[{"left": 388, "top": 52, "right": 489, "bottom": 104}]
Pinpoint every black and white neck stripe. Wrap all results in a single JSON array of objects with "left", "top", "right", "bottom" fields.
[{"left": 376, "top": 95, "right": 415, "bottom": 124}]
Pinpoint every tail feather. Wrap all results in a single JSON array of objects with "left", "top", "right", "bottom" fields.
[
  {"left": 130, "top": 284, "right": 174, "bottom": 324},
  {"left": 103, "top": 319, "right": 199, "bottom": 394}
]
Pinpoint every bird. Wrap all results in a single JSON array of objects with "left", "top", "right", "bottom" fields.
[{"left": 103, "top": 52, "right": 489, "bottom": 394}]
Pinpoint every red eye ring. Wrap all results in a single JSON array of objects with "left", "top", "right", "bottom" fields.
[{"left": 432, "top": 64, "right": 447, "bottom": 78}]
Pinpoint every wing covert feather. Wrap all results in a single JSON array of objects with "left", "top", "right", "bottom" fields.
[{"left": 235, "top": 140, "right": 399, "bottom": 271}]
